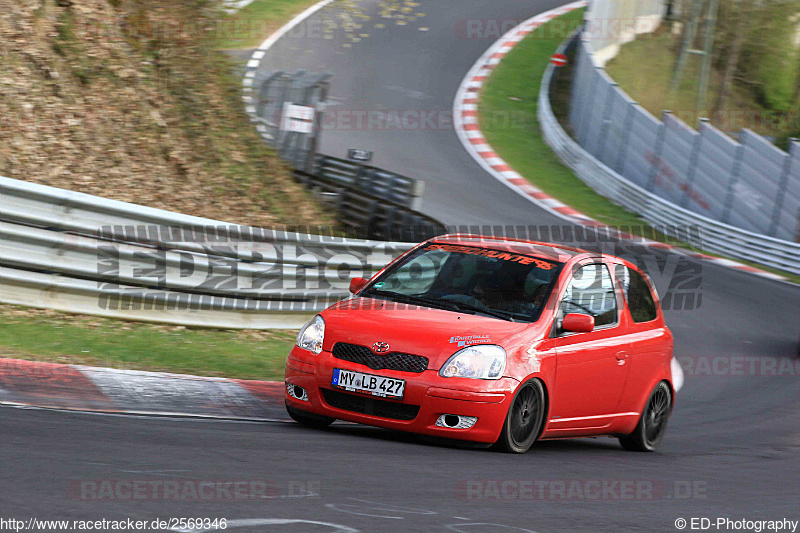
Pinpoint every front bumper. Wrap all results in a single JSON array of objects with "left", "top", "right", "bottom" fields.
[{"left": 284, "top": 346, "right": 518, "bottom": 443}]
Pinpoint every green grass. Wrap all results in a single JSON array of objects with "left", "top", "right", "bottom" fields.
[
  {"left": 0, "top": 305, "right": 297, "bottom": 381},
  {"left": 216, "top": 0, "right": 322, "bottom": 49},
  {"left": 479, "top": 8, "right": 651, "bottom": 230}
]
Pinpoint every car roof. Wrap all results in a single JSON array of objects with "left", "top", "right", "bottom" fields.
[{"left": 428, "top": 234, "right": 591, "bottom": 263}]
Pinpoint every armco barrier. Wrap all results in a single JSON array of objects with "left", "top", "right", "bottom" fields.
[
  {"left": 539, "top": 37, "right": 800, "bottom": 276},
  {"left": 313, "top": 155, "right": 425, "bottom": 210},
  {"left": 293, "top": 169, "right": 444, "bottom": 241},
  {"left": 574, "top": 0, "right": 800, "bottom": 244},
  {"left": 0, "top": 175, "right": 417, "bottom": 328}
]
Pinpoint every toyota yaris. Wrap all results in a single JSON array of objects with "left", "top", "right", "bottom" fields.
[{"left": 284, "top": 235, "right": 675, "bottom": 453}]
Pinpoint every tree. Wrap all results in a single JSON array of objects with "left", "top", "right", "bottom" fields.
[{"left": 712, "top": 0, "right": 749, "bottom": 116}]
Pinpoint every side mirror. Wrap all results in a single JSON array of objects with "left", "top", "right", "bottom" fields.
[
  {"left": 349, "top": 277, "right": 368, "bottom": 295},
  {"left": 562, "top": 313, "right": 595, "bottom": 333}
]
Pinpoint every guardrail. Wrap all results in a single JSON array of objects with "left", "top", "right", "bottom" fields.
[
  {"left": 313, "top": 155, "right": 425, "bottom": 210},
  {"left": 295, "top": 169, "right": 444, "bottom": 242},
  {"left": 570, "top": 0, "right": 800, "bottom": 246},
  {"left": 538, "top": 36, "right": 800, "bottom": 276},
  {"left": 0, "top": 175, "right": 417, "bottom": 328}
]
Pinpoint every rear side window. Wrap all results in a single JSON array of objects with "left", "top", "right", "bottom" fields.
[{"left": 616, "top": 265, "right": 658, "bottom": 323}]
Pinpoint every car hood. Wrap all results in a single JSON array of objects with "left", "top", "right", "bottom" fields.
[{"left": 320, "top": 297, "right": 540, "bottom": 370}]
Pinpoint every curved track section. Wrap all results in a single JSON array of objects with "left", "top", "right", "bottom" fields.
[{"left": 3, "top": 2, "right": 799, "bottom": 531}]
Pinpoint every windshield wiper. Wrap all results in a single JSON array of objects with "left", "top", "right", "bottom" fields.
[
  {"left": 362, "top": 290, "right": 460, "bottom": 312},
  {"left": 362, "top": 289, "right": 517, "bottom": 321},
  {"left": 442, "top": 300, "right": 518, "bottom": 322}
]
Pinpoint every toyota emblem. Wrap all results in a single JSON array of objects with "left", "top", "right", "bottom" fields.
[{"left": 372, "top": 342, "right": 390, "bottom": 353}]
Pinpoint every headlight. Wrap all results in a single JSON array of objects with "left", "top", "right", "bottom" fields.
[
  {"left": 439, "top": 345, "right": 506, "bottom": 379},
  {"left": 296, "top": 315, "right": 325, "bottom": 355}
]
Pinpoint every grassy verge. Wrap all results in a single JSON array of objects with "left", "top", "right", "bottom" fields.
[
  {"left": 0, "top": 305, "right": 296, "bottom": 381},
  {"left": 216, "top": 0, "right": 322, "bottom": 50},
  {"left": 479, "top": 9, "right": 651, "bottom": 230}
]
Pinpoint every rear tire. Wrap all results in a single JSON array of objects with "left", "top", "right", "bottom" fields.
[
  {"left": 286, "top": 403, "right": 335, "bottom": 429},
  {"left": 619, "top": 381, "right": 672, "bottom": 452},
  {"left": 495, "top": 379, "right": 546, "bottom": 454}
]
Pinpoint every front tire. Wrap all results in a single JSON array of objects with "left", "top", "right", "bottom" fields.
[
  {"left": 286, "top": 403, "right": 335, "bottom": 429},
  {"left": 495, "top": 379, "right": 546, "bottom": 454},
  {"left": 619, "top": 381, "right": 672, "bottom": 452}
]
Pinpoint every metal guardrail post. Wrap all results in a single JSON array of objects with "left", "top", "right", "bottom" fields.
[
  {"left": 409, "top": 181, "right": 425, "bottom": 211},
  {"left": 645, "top": 112, "right": 669, "bottom": 192},
  {"left": 577, "top": 64, "right": 601, "bottom": 146},
  {"left": 388, "top": 175, "right": 401, "bottom": 204},
  {"left": 679, "top": 118, "right": 707, "bottom": 208},
  {"left": 721, "top": 141, "right": 745, "bottom": 224},
  {"left": 768, "top": 138, "right": 797, "bottom": 237},
  {"left": 276, "top": 73, "right": 293, "bottom": 156},
  {"left": 615, "top": 103, "right": 636, "bottom": 173},
  {"left": 568, "top": 40, "right": 589, "bottom": 139},
  {"left": 354, "top": 165, "right": 368, "bottom": 193},
  {"left": 645, "top": 111, "right": 671, "bottom": 192},
  {"left": 595, "top": 82, "right": 619, "bottom": 160},
  {"left": 305, "top": 77, "right": 329, "bottom": 174}
]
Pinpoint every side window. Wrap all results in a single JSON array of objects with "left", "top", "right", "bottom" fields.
[
  {"left": 560, "top": 263, "right": 617, "bottom": 328},
  {"left": 615, "top": 265, "right": 658, "bottom": 323}
]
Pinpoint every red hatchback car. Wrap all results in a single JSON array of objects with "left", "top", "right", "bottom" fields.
[{"left": 284, "top": 235, "right": 675, "bottom": 453}]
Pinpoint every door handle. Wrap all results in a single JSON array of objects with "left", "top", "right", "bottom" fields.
[{"left": 615, "top": 352, "right": 628, "bottom": 365}]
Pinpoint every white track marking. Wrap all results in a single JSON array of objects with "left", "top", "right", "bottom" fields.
[
  {"left": 446, "top": 525, "right": 539, "bottom": 533},
  {"left": 172, "top": 518, "right": 358, "bottom": 533}
]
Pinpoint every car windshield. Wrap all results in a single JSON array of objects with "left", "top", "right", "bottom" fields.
[{"left": 361, "top": 243, "right": 564, "bottom": 323}]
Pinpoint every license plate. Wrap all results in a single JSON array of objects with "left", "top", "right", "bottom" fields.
[{"left": 331, "top": 368, "right": 405, "bottom": 399}]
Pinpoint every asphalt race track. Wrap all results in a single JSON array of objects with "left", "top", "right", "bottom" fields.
[{"left": 2, "top": 1, "right": 799, "bottom": 531}]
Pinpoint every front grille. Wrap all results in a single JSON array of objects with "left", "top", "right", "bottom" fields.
[
  {"left": 321, "top": 389, "right": 420, "bottom": 421},
  {"left": 332, "top": 342, "right": 428, "bottom": 373}
]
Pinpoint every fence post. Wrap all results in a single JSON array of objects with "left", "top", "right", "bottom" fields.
[
  {"left": 595, "top": 81, "right": 619, "bottom": 161},
  {"left": 614, "top": 101, "right": 636, "bottom": 173},
  {"left": 569, "top": 40, "right": 588, "bottom": 130},
  {"left": 410, "top": 181, "right": 425, "bottom": 211},
  {"left": 305, "top": 78, "right": 329, "bottom": 174},
  {"left": 768, "top": 138, "right": 797, "bottom": 237},
  {"left": 256, "top": 71, "right": 282, "bottom": 139},
  {"left": 275, "top": 73, "right": 292, "bottom": 149},
  {"left": 645, "top": 112, "right": 669, "bottom": 192},
  {"left": 679, "top": 117, "right": 707, "bottom": 209},
  {"left": 577, "top": 63, "right": 602, "bottom": 147},
  {"left": 721, "top": 138, "right": 745, "bottom": 224}
]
